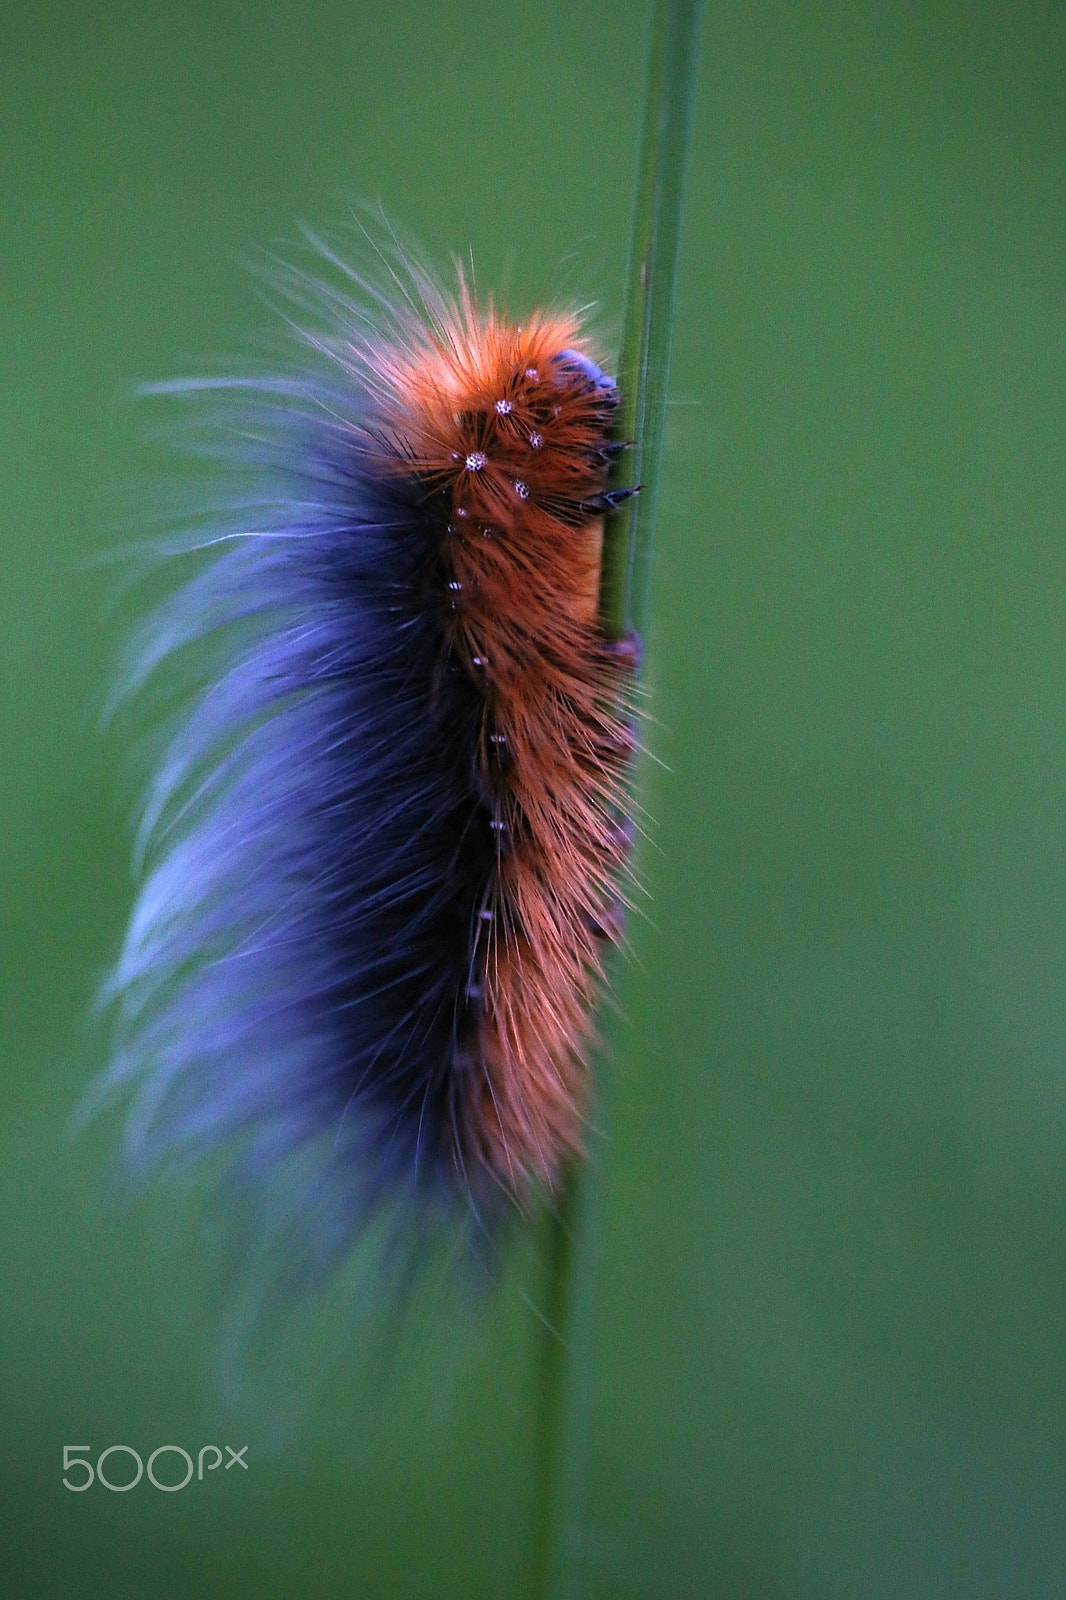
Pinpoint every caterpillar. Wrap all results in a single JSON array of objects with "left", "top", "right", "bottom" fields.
[{"left": 106, "top": 245, "right": 639, "bottom": 1269}]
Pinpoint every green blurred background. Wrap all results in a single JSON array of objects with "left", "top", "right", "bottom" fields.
[{"left": 5, "top": 0, "right": 1066, "bottom": 1593}]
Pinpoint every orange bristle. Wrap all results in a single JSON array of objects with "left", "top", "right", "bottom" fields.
[{"left": 378, "top": 298, "right": 637, "bottom": 1201}]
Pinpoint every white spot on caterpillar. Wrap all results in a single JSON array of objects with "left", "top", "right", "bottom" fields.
[
  {"left": 465, "top": 451, "right": 487, "bottom": 472},
  {"left": 513, "top": 480, "right": 529, "bottom": 500},
  {"left": 494, "top": 399, "right": 512, "bottom": 415}
]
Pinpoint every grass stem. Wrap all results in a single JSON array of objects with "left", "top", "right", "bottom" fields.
[{"left": 532, "top": 2, "right": 701, "bottom": 1595}]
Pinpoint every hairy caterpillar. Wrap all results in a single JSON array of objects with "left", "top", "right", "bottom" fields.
[{"left": 106, "top": 243, "right": 639, "bottom": 1269}]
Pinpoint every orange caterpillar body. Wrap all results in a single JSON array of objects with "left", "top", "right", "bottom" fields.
[{"left": 379, "top": 305, "right": 637, "bottom": 1199}]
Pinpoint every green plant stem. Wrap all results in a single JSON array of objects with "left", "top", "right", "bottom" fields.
[
  {"left": 531, "top": 2, "right": 701, "bottom": 1597},
  {"left": 601, "top": 0, "right": 702, "bottom": 642}
]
